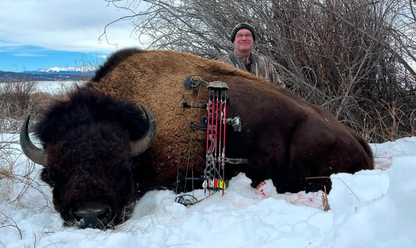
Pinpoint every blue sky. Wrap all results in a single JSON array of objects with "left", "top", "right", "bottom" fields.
[
  {"left": 1, "top": 46, "right": 106, "bottom": 71},
  {"left": 0, "top": 0, "right": 147, "bottom": 72}
]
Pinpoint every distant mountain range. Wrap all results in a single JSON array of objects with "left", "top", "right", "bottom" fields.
[
  {"left": 36, "top": 65, "right": 96, "bottom": 73},
  {"left": 0, "top": 66, "right": 96, "bottom": 82}
]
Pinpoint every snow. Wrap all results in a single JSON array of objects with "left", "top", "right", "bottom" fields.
[
  {"left": 31, "top": 81, "right": 83, "bottom": 95},
  {"left": 0, "top": 82, "right": 415, "bottom": 247},
  {"left": 0, "top": 81, "right": 82, "bottom": 96},
  {"left": 37, "top": 65, "right": 96, "bottom": 73},
  {"left": 1, "top": 136, "right": 415, "bottom": 248}
]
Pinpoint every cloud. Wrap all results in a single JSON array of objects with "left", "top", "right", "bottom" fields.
[
  {"left": 0, "top": 0, "right": 147, "bottom": 53},
  {"left": 12, "top": 53, "right": 47, "bottom": 57},
  {"left": 96, "top": 54, "right": 109, "bottom": 59}
]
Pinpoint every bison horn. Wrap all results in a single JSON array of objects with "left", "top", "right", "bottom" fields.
[
  {"left": 20, "top": 115, "right": 48, "bottom": 166},
  {"left": 130, "top": 104, "right": 156, "bottom": 156}
]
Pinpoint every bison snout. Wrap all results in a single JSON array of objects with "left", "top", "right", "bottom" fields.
[{"left": 70, "top": 201, "right": 114, "bottom": 229}]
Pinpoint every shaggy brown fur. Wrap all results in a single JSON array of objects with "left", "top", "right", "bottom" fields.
[
  {"left": 87, "top": 48, "right": 374, "bottom": 193},
  {"left": 31, "top": 87, "right": 154, "bottom": 228}
]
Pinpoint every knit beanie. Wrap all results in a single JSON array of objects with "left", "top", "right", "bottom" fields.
[{"left": 230, "top": 23, "right": 256, "bottom": 42}]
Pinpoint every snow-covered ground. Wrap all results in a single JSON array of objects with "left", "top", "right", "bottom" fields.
[
  {"left": 1, "top": 133, "right": 415, "bottom": 248},
  {"left": 0, "top": 81, "right": 415, "bottom": 248}
]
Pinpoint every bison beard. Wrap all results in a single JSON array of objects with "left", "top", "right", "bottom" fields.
[{"left": 21, "top": 48, "right": 374, "bottom": 229}]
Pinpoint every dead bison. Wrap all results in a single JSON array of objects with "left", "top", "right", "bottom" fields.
[
  {"left": 21, "top": 48, "right": 373, "bottom": 229},
  {"left": 20, "top": 88, "right": 156, "bottom": 229}
]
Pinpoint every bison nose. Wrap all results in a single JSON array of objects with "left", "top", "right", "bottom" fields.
[{"left": 71, "top": 201, "right": 113, "bottom": 229}]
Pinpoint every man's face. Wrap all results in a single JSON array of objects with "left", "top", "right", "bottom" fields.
[{"left": 234, "top": 29, "right": 254, "bottom": 53}]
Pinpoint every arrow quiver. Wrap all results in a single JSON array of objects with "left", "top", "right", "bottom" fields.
[{"left": 204, "top": 81, "right": 229, "bottom": 195}]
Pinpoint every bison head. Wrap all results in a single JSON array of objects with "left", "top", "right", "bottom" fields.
[{"left": 20, "top": 87, "right": 156, "bottom": 229}]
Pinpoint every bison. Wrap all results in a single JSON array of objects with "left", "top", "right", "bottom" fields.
[{"left": 21, "top": 48, "right": 373, "bottom": 229}]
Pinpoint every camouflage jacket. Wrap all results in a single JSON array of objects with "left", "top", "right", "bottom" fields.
[{"left": 217, "top": 51, "right": 284, "bottom": 87}]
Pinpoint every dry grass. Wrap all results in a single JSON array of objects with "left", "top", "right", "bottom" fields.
[
  {"left": 0, "top": 134, "right": 52, "bottom": 207},
  {"left": 0, "top": 79, "right": 79, "bottom": 241},
  {"left": 321, "top": 186, "right": 331, "bottom": 211},
  {"left": 0, "top": 139, "right": 53, "bottom": 246},
  {"left": 0, "top": 79, "right": 77, "bottom": 133}
]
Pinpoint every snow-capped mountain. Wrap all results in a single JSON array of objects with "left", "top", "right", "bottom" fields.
[{"left": 37, "top": 65, "right": 96, "bottom": 73}]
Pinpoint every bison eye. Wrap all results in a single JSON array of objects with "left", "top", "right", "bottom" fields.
[
  {"left": 40, "top": 166, "right": 67, "bottom": 188},
  {"left": 41, "top": 168, "right": 55, "bottom": 187}
]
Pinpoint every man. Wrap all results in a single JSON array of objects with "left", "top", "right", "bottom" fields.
[{"left": 217, "top": 23, "right": 284, "bottom": 87}]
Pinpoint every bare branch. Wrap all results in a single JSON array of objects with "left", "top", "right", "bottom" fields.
[{"left": 101, "top": 0, "right": 416, "bottom": 142}]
